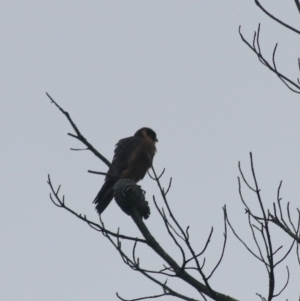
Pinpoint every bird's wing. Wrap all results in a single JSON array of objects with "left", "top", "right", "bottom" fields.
[
  {"left": 93, "top": 136, "right": 143, "bottom": 214},
  {"left": 110, "top": 136, "right": 143, "bottom": 176}
]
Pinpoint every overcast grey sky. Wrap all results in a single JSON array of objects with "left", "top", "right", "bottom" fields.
[{"left": 1, "top": 1, "right": 300, "bottom": 301}]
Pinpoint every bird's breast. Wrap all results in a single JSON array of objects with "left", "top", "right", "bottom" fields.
[{"left": 120, "top": 139, "right": 156, "bottom": 182}]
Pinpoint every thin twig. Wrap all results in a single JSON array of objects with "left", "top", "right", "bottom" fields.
[
  {"left": 151, "top": 167, "right": 216, "bottom": 297},
  {"left": 273, "top": 266, "right": 290, "bottom": 297},
  {"left": 207, "top": 209, "right": 227, "bottom": 280},
  {"left": 46, "top": 92, "right": 113, "bottom": 168},
  {"left": 295, "top": 0, "right": 300, "bottom": 14},
  {"left": 88, "top": 170, "right": 108, "bottom": 176},
  {"left": 254, "top": 0, "right": 300, "bottom": 35},
  {"left": 47, "top": 174, "right": 146, "bottom": 243},
  {"left": 225, "top": 207, "right": 263, "bottom": 262},
  {"left": 184, "top": 228, "right": 213, "bottom": 267},
  {"left": 239, "top": 25, "right": 300, "bottom": 94}
]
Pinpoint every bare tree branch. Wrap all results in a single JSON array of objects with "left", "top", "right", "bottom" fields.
[
  {"left": 239, "top": 25, "right": 300, "bottom": 94},
  {"left": 87, "top": 170, "right": 108, "bottom": 176},
  {"left": 116, "top": 292, "right": 170, "bottom": 301},
  {"left": 229, "top": 153, "right": 298, "bottom": 300},
  {"left": 224, "top": 207, "right": 263, "bottom": 263},
  {"left": 266, "top": 181, "right": 300, "bottom": 247},
  {"left": 46, "top": 92, "right": 113, "bottom": 168},
  {"left": 273, "top": 266, "right": 289, "bottom": 297},
  {"left": 295, "top": 0, "right": 300, "bottom": 14},
  {"left": 254, "top": 0, "right": 300, "bottom": 35},
  {"left": 47, "top": 174, "right": 146, "bottom": 243},
  {"left": 150, "top": 168, "right": 216, "bottom": 297},
  {"left": 207, "top": 211, "right": 227, "bottom": 280}
]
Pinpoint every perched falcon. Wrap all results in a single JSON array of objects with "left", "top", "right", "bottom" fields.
[{"left": 93, "top": 127, "right": 158, "bottom": 214}]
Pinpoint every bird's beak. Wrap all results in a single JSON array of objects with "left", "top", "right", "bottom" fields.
[{"left": 156, "top": 138, "right": 158, "bottom": 142}]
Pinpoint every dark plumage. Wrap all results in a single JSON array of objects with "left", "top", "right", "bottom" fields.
[
  {"left": 113, "top": 179, "right": 150, "bottom": 219},
  {"left": 93, "top": 127, "right": 157, "bottom": 214}
]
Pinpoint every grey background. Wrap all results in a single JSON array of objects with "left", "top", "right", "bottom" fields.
[{"left": 1, "top": 1, "right": 299, "bottom": 300}]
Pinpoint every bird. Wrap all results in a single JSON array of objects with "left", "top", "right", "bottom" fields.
[
  {"left": 93, "top": 127, "right": 158, "bottom": 214},
  {"left": 113, "top": 179, "right": 150, "bottom": 219}
]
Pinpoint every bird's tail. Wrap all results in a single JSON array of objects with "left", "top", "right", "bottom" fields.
[{"left": 93, "top": 178, "right": 116, "bottom": 214}]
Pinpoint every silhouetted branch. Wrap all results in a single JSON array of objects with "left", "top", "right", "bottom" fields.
[
  {"left": 274, "top": 240, "right": 295, "bottom": 268},
  {"left": 153, "top": 198, "right": 186, "bottom": 263},
  {"left": 249, "top": 153, "right": 276, "bottom": 299},
  {"left": 268, "top": 186, "right": 300, "bottom": 245},
  {"left": 46, "top": 92, "right": 113, "bottom": 168},
  {"left": 104, "top": 220, "right": 202, "bottom": 301},
  {"left": 87, "top": 170, "right": 108, "bottom": 176},
  {"left": 228, "top": 153, "right": 297, "bottom": 300},
  {"left": 239, "top": 25, "right": 300, "bottom": 94},
  {"left": 116, "top": 292, "right": 169, "bottom": 301},
  {"left": 165, "top": 178, "right": 173, "bottom": 195},
  {"left": 129, "top": 206, "right": 237, "bottom": 301},
  {"left": 150, "top": 168, "right": 215, "bottom": 294},
  {"left": 273, "top": 266, "right": 289, "bottom": 297},
  {"left": 207, "top": 210, "right": 227, "bottom": 280},
  {"left": 254, "top": 0, "right": 300, "bottom": 35},
  {"left": 267, "top": 182, "right": 300, "bottom": 265},
  {"left": 295, "top": 0, "right": 300, "bottom": 14},
  {"left": 224, "top": 208, "right": 263, "bottom": 262},
  {"left": 184, "top": 228, "right": 214, "bottom": 267},
  {"left": 47, "top": 174, "right": 146, "bottom": 243}
]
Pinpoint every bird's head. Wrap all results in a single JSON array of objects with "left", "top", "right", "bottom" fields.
[{"left": 134, "top": 127, "right": 158, "bottom": 143}]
